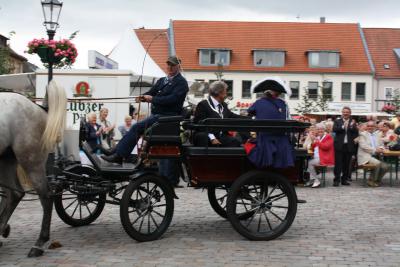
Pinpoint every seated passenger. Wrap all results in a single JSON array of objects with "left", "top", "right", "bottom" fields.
[
  {"left": 193, "top": 81, "right": 243, "bottom": 147},
  {"left": 358, "top": 121, "right": 389, "bottom": 187},
  {"left": 85, "top": 112, "right": 102, "bottom": 153},
  {"left": 246, "top": 77, "right": 294, "bottom": 169},
  {"left": 307, "top": 123, "right": 335, "bottom": 188}
]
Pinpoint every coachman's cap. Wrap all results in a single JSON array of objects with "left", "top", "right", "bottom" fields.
[{"left": 166, "top": 56, "right": 181, "bottom": 66}]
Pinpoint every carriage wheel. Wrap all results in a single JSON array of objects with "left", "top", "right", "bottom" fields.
[
  {"left": 208, "top": 185, "right": 256, "bottom": 220},
  {"left": 207, "top": 185, "right": 229, "bottom": 218},
  {"left": 120, "top": 174, "right": 174, "bottom": 242},
  {"left": 54, "top": 166, "right": 106, "bottom": 227},
  {"left": 226, "top": 171, "right": 297, "bottom": 241}
]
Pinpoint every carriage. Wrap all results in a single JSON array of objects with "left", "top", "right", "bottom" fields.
[{"left": 49, "top": 116, "right": 309, "bottom": 242}]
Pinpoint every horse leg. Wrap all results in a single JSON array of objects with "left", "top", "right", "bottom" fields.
[
  {"left": 0, "top": 158, "right": 25, "bottom": 242},
  {"left": 25, "top": 168, "right": 53, "bottom": 257}
]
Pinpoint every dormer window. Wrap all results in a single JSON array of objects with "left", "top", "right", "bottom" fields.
[
  {"left": 199, "top": 48, "right": 230, "bottom": 66},
  {"left": 253, "top": 49, "right": 285, "bottom": 67},
  {"left": 307, "top": 50, "right": 340, "bottom": 68},
  {"left": 394, "top": 48, "right": 400, "bottom": 64}
]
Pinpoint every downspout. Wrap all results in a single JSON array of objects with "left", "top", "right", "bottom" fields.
[
  {"left": 168, "top": 19, "right": 176, "bottom": 56},
  {"left": 358, "top": 23, "right": 376, "bottom": 111}
]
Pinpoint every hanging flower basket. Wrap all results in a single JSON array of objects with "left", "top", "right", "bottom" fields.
[
  {"left": 36, "top": 46, "right": 61, "bottom": 64},
  {"left": 26, "top": 38, "right": 78, "bottom": 68},
  {"left": 382, "top": 104, "right": 397, "bottom": 114}
]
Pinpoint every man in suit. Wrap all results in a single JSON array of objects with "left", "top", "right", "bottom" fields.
[
  {"left": 333, "top": 107, "right": 359, "bottom": 186},
  {"left": 193, "top": 81, "right": 243, "bottom": 147},
  {"left": 102, "top": 56, "right": 189, "bottom": 187},
  {"left": 358, "top": 121, "right": 389, "bottom": 187}
]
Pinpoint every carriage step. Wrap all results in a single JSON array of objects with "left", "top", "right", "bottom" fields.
[{"left": 297, "top": 199, "right": 307, "bottom": 204}]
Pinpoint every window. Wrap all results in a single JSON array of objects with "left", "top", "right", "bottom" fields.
[
  {"left": 308, "top": 82, "right": 318, "bottom": 99},
  {"left": 199, "top": 49, "right": 230, "bottom": 66},
  {"left": 289, "top": 81, "right": 300, "bottom": 100},
  {"left": 209, "top": 79, "right": 233, "bottom": 98},
  {"left": 253, "top": 50, "right": 285, "bottom": 67},
  {"left": 308, "top": 52, "right": 340, "bottom": 68},
  {"left": 322, "top": 82, "right": 333, "bottom": 100},
  {"left": 341, "top": 82, "right": 351, "bottom": 101},
  {"left": 356, "top": 83, "right": 366, "bottom": 101},
  {"left": 385, "top": 87, "right": 394, "bottom": 100},
  {"left": 194, "top": 79, "right": 205, "bottom": 98},
  {"left": 242, "top": 80, "right": 252, "bottom": 99},
  {"left": 394, "top": 48, "right": 400, "bottom": 63}
]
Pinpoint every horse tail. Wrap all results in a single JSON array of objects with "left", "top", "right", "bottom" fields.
[
  {"left": 41, "top": 80, "right": 67, "bottom": 152},
  {"left": 16, "top": 164, "right": 33, "bottom": 191}
]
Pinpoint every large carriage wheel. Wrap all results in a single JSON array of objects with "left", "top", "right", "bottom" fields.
[
  {"left": 226, "top": 171, "right": 297, "bottom": 241},
  {"left": 207, "top": 185, "right": 229, "bottom": 218},
  {"left": 54, "top": 166, "right": 106, "bottom": 227},
  {"left": 120, "top": 174, "right": 174, "bottom": 242}
]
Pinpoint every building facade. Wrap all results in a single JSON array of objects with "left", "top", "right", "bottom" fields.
[{"left": 124, "top": 20, "right": 399, "bottom": 114}]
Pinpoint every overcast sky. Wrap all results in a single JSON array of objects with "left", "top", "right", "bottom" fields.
[{"left": 1, "top": 0, "right": 400, "bottom": 69}]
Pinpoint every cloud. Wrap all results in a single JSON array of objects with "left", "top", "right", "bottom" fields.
[{"left": 1, "top": 0, "right": 399, "bottom": 69}]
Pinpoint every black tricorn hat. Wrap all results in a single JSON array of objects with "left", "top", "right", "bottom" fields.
[{"left": 251, "top": 77, "right": 291, "bottom": 96}]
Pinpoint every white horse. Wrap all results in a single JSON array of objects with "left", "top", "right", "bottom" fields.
[{"left": 0, "top": 80, "right": 66, "bottom": 257}]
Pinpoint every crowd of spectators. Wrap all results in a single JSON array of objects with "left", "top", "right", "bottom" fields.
[{"left": 299, "top": 107, "right": 399, "bottom": 188}]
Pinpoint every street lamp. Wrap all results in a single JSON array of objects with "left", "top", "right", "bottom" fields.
[{"left": 41, "top": 0, "right": 63, "bottom": 83}]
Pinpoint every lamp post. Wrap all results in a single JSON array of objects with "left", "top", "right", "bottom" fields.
[{"left": 41, "top": 0, "right": 63, "bottom": 84}]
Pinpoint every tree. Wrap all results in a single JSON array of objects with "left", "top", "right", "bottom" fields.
[
  {"left": 0, "top": 31, "right": 16, "bottom": 75},
  {"left": 0, "top": 46, "right": 12, "bottom": 75},
  {"left": 315, "top": 93, "right": 331, "bottom": 112},
  {"left": 295, "top": 88, "right": 319, "bottom": 114}
]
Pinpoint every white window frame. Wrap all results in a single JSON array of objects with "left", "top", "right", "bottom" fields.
[
  {"left": 308, "top": 52, "right": 340, "bottom": 68},
  {"left": 199, "top": 49, "right": 230, "bottom": 66},
  {"left": 341, "top": 82, "right": 352, "bottom": 101},
  {"left": 385, "top": 87, "right": 394, "bottom": 100},
  {"left": 253, "top": 50, "right": 285, "bottom": 67},
  {"left": 355, "top": 83, "right": 366, "bottom": 102}
]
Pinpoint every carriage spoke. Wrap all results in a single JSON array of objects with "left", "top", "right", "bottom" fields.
[
  {"left": 138, "top": 212, "right": 147, "bottom": 232},
  {"left": 266, "top": 184, "right": 278, "bottom": 200},
  {"left": 152, "top": 209, "right": 165, "bottom": 218},
  {"left": 257, "top": 212, "right": 262, "bottom": 232},
  {"left": 79, "top": 202, "right": 82, "bottom": 220},
  {"left": 244, "top": 207, "right": 259, "bottom": 228},
  {"left": 131, "top": 210, "right": 147, "bottom": 225},
  {"left": 85, "top": 203, "right": 93, "bottom": 216},
  {"left": 267, "top": 209, "right": 284, "bottom": 222},
  {"left": 151, "top": 203, "right": 166, "bottom": 208},
  {"left": 267, "top": 193, "right": 286, "bottom": 203},
  {"left": 149, "top": 212, "right": 159, "bottom": 229},
  {"left": 147, "top": 212, "right": 151, "bottom": 234},
  {"left": 263, "top": 210, "right": 273, "bottom": 230},
  {"left": 70, "top": 201, "right": 80, "bottom": 218},
  {"left": 270, "top": 205, "right": 288, "bottom": 209},
  {"left": 64, "top": 198, "right": 78, "bottom": 210}
]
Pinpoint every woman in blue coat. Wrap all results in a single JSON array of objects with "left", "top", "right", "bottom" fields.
[{"left": 247, "top": 77, "right": 294, "bottom": 169}]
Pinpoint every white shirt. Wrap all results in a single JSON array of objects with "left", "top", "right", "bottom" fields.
[
  {"left": 342, "top": 118, "right": 350, "bottom": 144},
  {"left": 369, "top": 132, "right": 377, "bottom": 152},
  {"left": 208, "top": 96, "right": 224, "bottom": 141}
]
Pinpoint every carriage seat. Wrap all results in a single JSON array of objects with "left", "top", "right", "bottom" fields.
[
  {"left": 185, "top": 146, "right": 246, "bottom": 157},
  {"left": 185, "top": 145, "right": 309, "bottom": 158},
  {"left": 81, "top": 142, "right": 136, "bottom": 176},
  {"left": 144, "top": 116, "right": 183, "bottom": 145}
]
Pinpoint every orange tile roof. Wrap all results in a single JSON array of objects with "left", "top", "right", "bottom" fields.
[
  {"left": 134, "top": 28, "right": 169, "bottom": 73},
  {"left": 363, "top": 28, "right": 400, "bottom": 79},
  {"left": 135, "top": 20, "right": 373, "bottom": 74}
]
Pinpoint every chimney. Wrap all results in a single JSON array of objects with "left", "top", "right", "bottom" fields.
[{"left": 320, "top": 17, "right": 326, "bottom": 23}]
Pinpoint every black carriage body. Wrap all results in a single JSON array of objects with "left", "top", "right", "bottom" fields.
[{"left": 144, "top": 117, "right": 310, "bottom": 187}]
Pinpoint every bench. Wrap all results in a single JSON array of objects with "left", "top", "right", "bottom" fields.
[{"left": 81, "top": 142, "right": 136, "bottom": 178}]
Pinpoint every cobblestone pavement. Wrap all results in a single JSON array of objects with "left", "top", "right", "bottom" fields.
[{"left": 1, "top": 176, "right": 400, "bottom": 267}]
